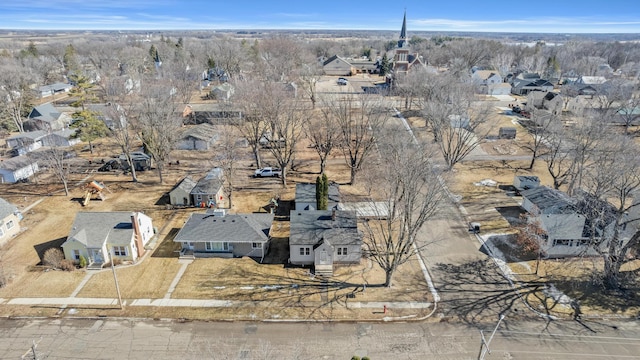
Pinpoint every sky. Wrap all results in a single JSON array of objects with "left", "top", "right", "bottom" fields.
[{"left": 0, "top": 0, "right": 639, "bottom": 33}]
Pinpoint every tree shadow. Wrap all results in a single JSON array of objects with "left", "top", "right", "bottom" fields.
[
  {"left": 431, "top": 258, "right": 559, "bottom": 324},
  {"left": 33, "top": 237, "right": 67, "bottom": 265}
]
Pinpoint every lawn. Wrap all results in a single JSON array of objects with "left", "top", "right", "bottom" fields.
[
  {"left": 76, "top": 258, "right": 181, "bottom": 299},
  {"left": 0, "top": 269, "right": 85, "bottom": 298}
]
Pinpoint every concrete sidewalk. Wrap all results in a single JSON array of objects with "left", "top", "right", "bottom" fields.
[{"left": 1, "top": 297, "right": 432, "bottom": 309}]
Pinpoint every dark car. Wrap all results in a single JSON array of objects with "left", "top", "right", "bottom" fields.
[{"left": 98, "top": 159, "right": 120, "bottom": 172}]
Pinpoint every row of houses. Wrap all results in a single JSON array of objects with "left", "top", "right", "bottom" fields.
[{"left": 60, "top": 181, "right": 363, "bottom": 276}]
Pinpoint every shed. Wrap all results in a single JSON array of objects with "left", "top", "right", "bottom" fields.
[
  {"left": 169, "top": 176, "right": 197, "bottom": 206},
  {"left": 176, "top": 123, "right": 219, "bottom": 150},
  {"left": 499, "top": 127, "right": 517, "bottom": 139},
  {"left": 514, "top": 175, "right": 540, "bottom": 193}
]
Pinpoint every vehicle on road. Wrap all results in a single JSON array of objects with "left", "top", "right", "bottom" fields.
[
  {"left": 254, "top": 167, "right": 282, "bottom": 178},
  {"left": 337, "top": 78, "right": 348, "bottom": 85}
]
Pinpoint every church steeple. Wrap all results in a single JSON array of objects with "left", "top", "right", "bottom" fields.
[{"left": 398, "top": 10, "right": 407, "bottom": 48}]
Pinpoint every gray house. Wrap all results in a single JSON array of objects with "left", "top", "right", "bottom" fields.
[
  {"left": 176, "top": 123, "right": 219, "bottom": 150},
  {"left": 322, "top": 55, "right": 354, "bottom": 76},
  {"left": 25, "top": 103, "right": 71, "bottom": 131},
  {"left": 289, "top": 209, "right": 362, "bottom": 275},
  {"left": 191, "top": 172, "right": 225, "bottom": 208},
  {"left": 174, "top": 210, "right": 274, "bottom": 261},
  {"left": 35, "top": 83, "right": 73, "bottom": 98},
  {"left": 169, "top": 176, "right": 197, "bottom": 206},
  {"left": 294, "top": 182, "right": 340, "bottom": 211}
]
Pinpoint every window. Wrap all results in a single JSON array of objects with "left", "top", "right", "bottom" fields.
[
  {"left": 6, "top": 220, "right": 14, "bottom": 229},
  {"left": 299, "top": 247, "right": 310, "bottom": 256},
  {"left": 553, "top": 239, "right": 571, "bottom": 247},
  {"left": 206, "top": 242, "right": 229, "bottom": 251},
  {"left": 337, "top": 247, "right": 348, "bottom": 256},
  {"left": 112, "top": 246, "right": 127, "bottom": 256},
  {"left": 73, "top": 250, "right": 80, "bottom": 260},
  {"left": 206, "top": 242, "right": 212, "bottom": 251},
  {"left": 252, "top": 242, "right": 262, "bottom": 249}
]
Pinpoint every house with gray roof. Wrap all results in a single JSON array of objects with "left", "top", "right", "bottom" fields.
[
  {"left": 61, "top": 212, "right": 154, "bottom": 268},
  {"left": 511, "top": 78, "right": 554, "bottom": 96},
  {"left": 174, "top": 210, "right": 274, "bottom": 261},
  {"left": 35, "top": 82, "right": 73, "bottom": 98},
  {"left": 0, "top": 197, "right": 21, "bottom": 246},
  {"left": 0, "top": 155, "right": 39, "bottom": 183},
  {"left": 25, "top": 103, "right": 71, "bottom": 131},
  {"left": 295, "top": 182, "right": 340, "bottom": 211},
  {"left": 6, "top": 129, "right": 79, "bottom": 156},
  {"left": 176, "top": 123, "right": 219, "bottom": 150},
  {"left": 191, "top": 169, "right": 225, "bottom": 208},
  {"left": 289, "top": 209, "right": 362, "bottom": 275},
  {"left": 519, "top": 186, "right": 637, "bottom": 258}
]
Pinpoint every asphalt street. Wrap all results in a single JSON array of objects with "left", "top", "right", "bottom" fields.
[{"left": 1, "top": 317, "right": 639, "bottom": 359}]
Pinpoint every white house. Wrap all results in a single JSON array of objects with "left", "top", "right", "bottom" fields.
[
  {"left": 61, "top": 212, "right": 154, "bottom": 267},
  {"left": 0, "top": 156, "right": 39, "bottom": 183}
]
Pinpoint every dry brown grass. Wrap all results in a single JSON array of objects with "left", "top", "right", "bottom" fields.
[
  {"left": 171, "top": 254, "right": 432, "bottom": 305},
  {"left": 76, "top": 258, "right": 181, "bottom": 299},
  {"left": 0, "top": 269, "right": 85, "bottom": 298}
]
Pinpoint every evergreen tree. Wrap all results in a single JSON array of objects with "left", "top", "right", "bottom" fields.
[
  {"left": 316, "top": 174, "right": 329, "bottom": 210},
  {"left": 68, "top": 74, "right": 107, "bottom": 153},
  {"left": 63, "top": 44, "right": 79, "bottom": 73},
  {"left": 380, "top": 53, "right": 391, "bottom": 76},
  {"left": 149, "top": 45, "right": 158, "bottom": 61}
]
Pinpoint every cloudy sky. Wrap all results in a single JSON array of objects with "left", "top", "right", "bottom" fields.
[{"left": 1, "top": 0, "right": 639, "bottom": 33}]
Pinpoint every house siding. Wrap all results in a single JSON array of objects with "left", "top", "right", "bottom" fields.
[
  {"left": 0, "top": 163, "right": 39, "bottom": 183},
  {"left": 62, "top": 240, "right": 90, "bottom": 263},
  {"left": 290, "top": 245, "right": 315, "bottom": 265},
  {"left": 0, "top": 213, "right": 21, "bottom": 247},
  {"left": 170, "top": 187, "right": 192, "bottom": 206}
]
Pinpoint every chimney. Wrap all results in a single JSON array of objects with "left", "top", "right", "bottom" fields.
[
  {"left": 332, "top": 208, "right": 336, "bottom": 221},
  {"left": 131, "top": 212, "right": 145, "bottom": 259}
]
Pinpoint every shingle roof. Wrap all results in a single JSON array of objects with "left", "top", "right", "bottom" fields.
[
  {"left": 172, "top": 176, "right": 197, "bottom": 194},
  {"left": 191, "top": 177, "right": 223, "bottom": 195},
  {"left": 67, "top": 212, "right": 136, "bottom": 248},
  {"left": 0, "top": 155, "right": 38, "bottom": 171},
  {"left": 180, "top": 123, "right": 219, "bottom": 141},
  {"left": 29, "top": 103, "right": 62, "bottom": 122},
  {"left": 174, "top": 213, "right": 273, "bottom": 243},
  {"left": 521, "top": 186, "right": 575, "bottom": 214},
  {"left": 289, "top": 210, "right": 361, "bottom": 246},
  {"left": 0, "top": 198, "right": 18, "bottom": 219}
]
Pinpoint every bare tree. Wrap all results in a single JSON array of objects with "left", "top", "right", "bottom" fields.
[
  {"left": 41, "top": 144, "right": 72, "bottom": 196},
  {"left": 325, "top": 93, "right": 387, "bottom": 185},
  {"left": 307, "top": 106, "right": 339, "bottom": 175},
  {"left": 213, "top": 126, "right": 243, "bottom": 209},
  {"left": 264, "top": 97, "right": 308, "bottom": 187},
  {"left": 0, "top": 60, "right": 35, "bottom": 132},
  {"left": 362, "top": 131, "right": 446, "bottom": 287},
  {"left": 566, "top": 114, "right": 610, "bottom": 196},
  {"left": 515, "top": 214, "right": 547, "bottom": 275},
  {"left": 133, "top": 81, "right": 182, "bottom": 184},
  {"left": 520, "top": 110, "right": 560, "bottom": 170},
  {"left": 424, "top": 79, "right": 493, "bottom": 170},
  {"left": 544, "top": 123, "right": 576, "bottom": 190},
  {"left": 578, "top": 136, "right": 640, "bottom": 289}
]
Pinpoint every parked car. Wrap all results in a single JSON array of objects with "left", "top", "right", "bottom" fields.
[
  {"left": 337, "top": 78, "right": 348, "bottom": 85},
  {"left": 98, "top": 159, "right": 120, "bottom": 172},
  {"left": 254, "top": 167, "right": 282, "bottom": 178}
]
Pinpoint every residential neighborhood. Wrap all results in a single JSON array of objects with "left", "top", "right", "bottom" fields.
[{"left": 0, "top": 3, "right": 640, "bottom": 359}]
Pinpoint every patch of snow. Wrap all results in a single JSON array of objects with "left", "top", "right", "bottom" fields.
[
  {"left": 213, "top": 286, "right": 225, "bottom": 289},
  {"left": 240, "top": 286, "right": 254, "bottom": 290},
  {"left": 263, "top": 285, "right": 283, "bottom": 290},
  {"left": 474, "top": 179, "right": 497, "bottom": 187}
]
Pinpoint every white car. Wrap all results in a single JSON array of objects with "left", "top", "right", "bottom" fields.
[{"left": 337, "top": 78, "right": 348, "bottom": 85}]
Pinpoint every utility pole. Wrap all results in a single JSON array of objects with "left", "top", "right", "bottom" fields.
[
  {"left": 111, "top": 247, "right": 124, "bottom": 309},
  {"left": 478, "top": 314, "right": 505, "bottom": 360}
]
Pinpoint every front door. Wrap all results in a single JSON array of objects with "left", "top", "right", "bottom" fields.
[
  {"left": 90, "top": 249, "right": 103, "bottom": 263},
  {"left": 185, "top": 242, "right": 195, "bottom": 250}
]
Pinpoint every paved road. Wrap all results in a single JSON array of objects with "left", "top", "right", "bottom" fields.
[{"left": 2, "top": 318, "right": 639, "bottom": 359}]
